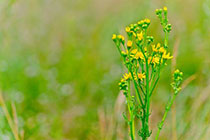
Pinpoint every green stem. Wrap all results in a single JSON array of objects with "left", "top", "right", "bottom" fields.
[
  {"left": 155, "top": 92, "right": 178, "bottom": 140},
  {"left": 149, "top": 74, "right": 160, "bottom": 97},
  {"left": 145, "top": 59, "right": 150, "bottom": 138},
  {"left": 164, "top": 32, "right": 168, "bottom": 48},
  {"left": 130, "top": 118, "right": 135, "bottom": 140},
  {"left": 130, "top": 71, "right": 144, "bottom": 107},
  {"left": 141, "top": 28, "right": 150, "bottom": 140},
  {"left": 126, "top": 52, "right": 144, "bottom": 107},
  {"left": 127, "top": 81, "right": 135, "bottom": 140}
]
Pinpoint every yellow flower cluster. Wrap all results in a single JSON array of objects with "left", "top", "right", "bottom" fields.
[
  {"left": 113, "top": 7, "right": 178, "bottom": 140},
  {"left": 152, "top": 43, "right": 173, "bottom": 60}
]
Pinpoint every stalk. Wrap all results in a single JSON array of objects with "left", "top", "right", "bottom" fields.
[
  {"left": 145, "top": 59, "right": 150, "bottom": 137},
  {"left": 155, "top": 69, "right": 183, "bottom": 140},
  {"left": 127, "top": 81, "right": 135, "bottom": 140},
  {"left": 155, "top": 92, "right": 177, "bottom": 140}
]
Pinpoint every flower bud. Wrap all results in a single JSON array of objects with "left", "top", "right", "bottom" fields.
[
  {"left": 130, "top": 24, "right": 134, "bottom": 31},
  {"left": 155, "top": 9, "right": 162, "bottom": 16},
  {"left": 165, "top": 24, "right": 172, "bottom": 32},
  {"left": 142, "top": 24, "right": 148, "bottom": 29},
  {"left": 163, "top": 6, "right": 167, "bottom": 12},
  {"left": 138, "top": 20, "right": 144, "bottom": 27},
  {"left": 112, "top": 34, "right": 117, "bottom": 41},
  {"left": 125, "top": 26, "right": 130, "bottom": 32},
  {"left": 127, "top": 40, "right": 133, "bottom": 48}
]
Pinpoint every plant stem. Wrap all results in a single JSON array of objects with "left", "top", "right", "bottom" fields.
[
  {"left": 155, "top": 92, "right": 177, "bottom": 140},
  {"left": 127, "top": 81, "right": 135, "bottom": 140},
  {"left": 144, "top": 59, "right": 150, "bottom": 139},
  {"left": 130, "top": 68, "right": 144, "bottom": 107}
]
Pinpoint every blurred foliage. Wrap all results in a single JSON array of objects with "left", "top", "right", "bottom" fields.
[{"left": 0, "top": 0, "right": 209, "bottom": 140}]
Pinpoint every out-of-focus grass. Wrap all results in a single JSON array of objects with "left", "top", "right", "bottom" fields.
[{"left": 0, "top": 0, "right": 209, "bottom": 139}]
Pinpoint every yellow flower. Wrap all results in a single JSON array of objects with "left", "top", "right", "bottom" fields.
[
  {"left": 163, "top": 6, "right": 167, "bottom": 12},
  {"left": 127, "top": 40, "right": 133, "bottom": 48},
  {"left": 117, "top": 35, "right": 122, "bottom": 39},
  {"left": 138, "top": 73, "right": 146, "bottom": 81},
  {"left": 121, "top": 50, "right": 128, "bottom": 56},
  {"left": 159, "top": 47, "right": 166, "bottom": 53},
  {"left": 145, "top": 18, "right": 150, "bottom": 24},
  {"left": 112, "top": 34, "right": 117, "bottom": 40},
  {"left": 125, "top": 26, "right": 130, "bottom": 32},
  {"left": 135, "top": 52, "right": 144, "bottom": 60},
  {"left": 162, "top": 52, "right": 173, "bottom": 59},
  {"left": 152, "top": 45, "right": 158, "bottom": 52},
  {"left": 148, "top": 56, "right": 152, "bottom": 63},
  {"left": 153, "top": 57, "right": 160, "bottom": 64},
  {"left": 137, "top": 32, "right": 143, "bottom": 41},
  {"left": 121, "top": 36, "right": 125, "bottom": 41},
  {"left": 156, "top": 43, "right": 161, "bottom": 48},
  {"left": 152, "top": 43, "right": 161, "bottom": 52},
  {"left": 148, "top": 56, "right": 160, "bottom": 66},
  {"left": 131, "top": 49, "right": 138, "bottom": 54},
  {"left": 123, "top": 73, "right": 131, "bottom": 80},
  {"left": 120, "top": 78, "right": 125, "bottom": 83}
]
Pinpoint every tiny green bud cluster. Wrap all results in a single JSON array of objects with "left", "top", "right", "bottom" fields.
[
  {"left": 171, "top": 69, "right": 183, "bottom": 94},
  {"left": 119, "top": 79, "right": 128, "bottom": 96}
]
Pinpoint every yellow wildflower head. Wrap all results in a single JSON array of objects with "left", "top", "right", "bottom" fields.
[
  {"left": 137, "top": 32, "right": 143, "bottom": 41},
  {"left": 138, "top": 73, "right": 146, "bottom": 81},
  {"left": 112, "top": 34, "right": 117, "bottom": 40},
  {"left": 135, "top": 52, "right": 144, "bottom": 60},
  {"left": 121, "top": 36, "right": 125, "bottom": 41},
  {"left": 152, "top": 43, "right": 161, "bottom": 52},
  {"left": 163, "top": 6, "right": 167, "bottom": 12},
  {"left": 121, "top": 50, "right": 128, "bottom": 57},
  {"left": 153, "top": 57, "right": 160, "bottom": 64},
  {"left": 127, "top": 40, "right": 133, "bottom": 48},
  {"left": 162, "top": 52, "right": 173, "bottom": 59},
  {"left": 159, "top": 47, "right": 166, "bottom": 53},
  {"left": 120, "top": 78, "right": 125, "bottom": 83},
  {"left": 117, "top": 35, "right": 122, "bottom": 39},
  {"left": 131, "top": 49, "right": 138, "bottom": 54},
  {"left": 157, "top": 43, "right": 161, "bottom": 48},
  {"left": 148, "top": 56, "right": 160, "bottom": 66},
  {"left": 152, "top": 45, "right": 158, "bottom": 52},
  {"left": 145, "top": 18, "right": 151, "bottom": 24},
  {"left": 123, "top": 73, "right": 131, "bottom": 81},
  {"left": 125, "top": 26, "right": 130, "bottom": 32}
]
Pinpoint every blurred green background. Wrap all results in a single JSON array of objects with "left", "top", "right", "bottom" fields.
[{"left": 0, "top": 0, "right": 209, "bottom": 139}]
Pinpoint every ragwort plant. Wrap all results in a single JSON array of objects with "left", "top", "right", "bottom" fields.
[{"left": 112, "top": 7, "right": 183, "bottom": 140}]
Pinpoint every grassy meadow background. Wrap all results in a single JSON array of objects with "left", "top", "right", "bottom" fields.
[{"left": 0, "top": 0, "right": 210, "bottom": 139}]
